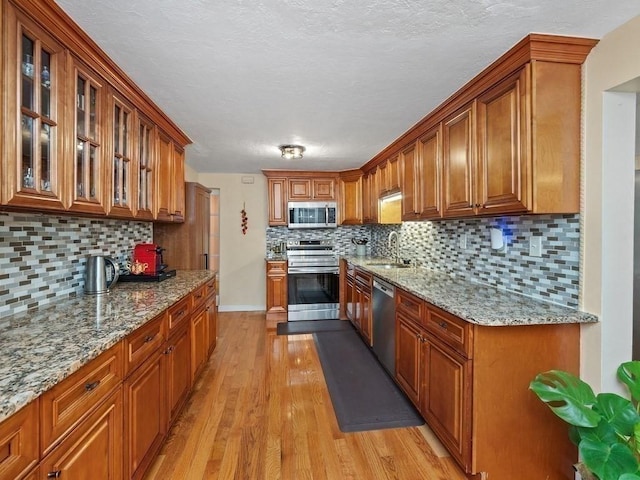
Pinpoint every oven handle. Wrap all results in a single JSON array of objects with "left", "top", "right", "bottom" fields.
[{"left": 287, "top": 267, "right": 339, "bottom": 274}]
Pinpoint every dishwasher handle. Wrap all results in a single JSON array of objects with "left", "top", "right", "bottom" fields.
[{"left": 373, "top": 279, "right": 395, "bottom": 298}]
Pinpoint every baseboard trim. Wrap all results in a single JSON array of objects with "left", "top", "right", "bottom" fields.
[{"left": 218, "top": 305, "right": 265, "bottom": 312}]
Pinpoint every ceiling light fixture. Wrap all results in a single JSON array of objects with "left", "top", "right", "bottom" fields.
[{"left": 279, "top": 144, "right": 305, "bottom": 160}]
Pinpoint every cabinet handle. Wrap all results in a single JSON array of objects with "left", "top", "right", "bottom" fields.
[
  {"left": 438, "top": 321, "right": 448, "bottom": 329},
  {"left": 164, "top": 346, "right": 174, "bottom": 355},
  {"left": 84, "top": 380, "right": 100, "bottom": 392},
  {"left": 175, "top": 309, "right": 185, "bottom": 318},
  {"left": 144, "top": 334, "right": 156, "bottom": 343},
  {"left": 204, "top": 253, "right": 209, "bottom": 270},
  {"left": 47, "top": 472, "right": 61, "bottom": 479}
]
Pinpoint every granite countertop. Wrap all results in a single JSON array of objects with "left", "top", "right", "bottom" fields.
[
  {"left": 343, "top": 256, "right": 597, "bottom": 327},
  {"left": 0, "top": 270, "right": 215, "bottom": 423}
]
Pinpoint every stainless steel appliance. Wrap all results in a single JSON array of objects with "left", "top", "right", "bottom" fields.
[
  {"left": 84, "top": 255, "right": 120, "bottom": 295},
  {"left": 288, "top": 201, "right": 337, "bottom": 229},
  {"left": 372, "top": 277, "right": 396, "bottom": 374},
  {"left": 287, "top": 239, "right": 339, "bottom": 321}
]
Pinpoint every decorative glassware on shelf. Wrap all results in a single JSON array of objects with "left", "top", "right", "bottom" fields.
[
  {"left": 22, "top": 54, "right": 33, "bottom": 78},
  {"left": 23, "top": 168, "right": 34, "bottom": 188},
  {"left": 41, "top": 66, "right": 50, "bottom": 87}
]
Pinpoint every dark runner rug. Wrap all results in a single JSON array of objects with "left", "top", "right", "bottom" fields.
[
  {"left": 313, "top": 328, "right": 424, "bottom": 433},
  {"left": 276, "top": 319, "right": 353, "bottom": 336}
]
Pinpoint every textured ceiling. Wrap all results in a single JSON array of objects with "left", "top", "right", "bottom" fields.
[{"left": 56, "top": 0, "right": 640, "bottom": 174}]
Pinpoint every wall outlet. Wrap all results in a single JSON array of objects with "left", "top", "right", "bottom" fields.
[
  {"left": 459, "top": 234, "right": 467, "bottom": 250},
  {"left": 529, "top": 236, "right": 542, "bottom": 257}
]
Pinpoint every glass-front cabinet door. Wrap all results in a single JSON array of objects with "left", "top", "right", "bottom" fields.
[
  {"left": 108, "top": 93, "right": 136, "bottom": 217},
  {"left": 1, "top": 8, "right": 67, "bottom": 209},
  {"left": 69, "top": 60, "right": 105, "bottom": 214},
  {"left": 136, "top": 117, "right": 155, "bottom": 220}
]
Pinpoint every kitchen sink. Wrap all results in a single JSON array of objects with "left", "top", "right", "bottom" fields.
[{"left": 365, "top": 262, "right": 411, "bottom": 269}]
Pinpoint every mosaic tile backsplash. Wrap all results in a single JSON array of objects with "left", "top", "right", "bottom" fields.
[
  {"left": 267, "top": 214, "right": 580, "bottom": 308},
  {"left": 0, "top": 212, "right": 152, "bottom": 316}
]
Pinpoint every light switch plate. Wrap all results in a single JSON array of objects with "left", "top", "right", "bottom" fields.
[{"left": 529, "top": 236, "right": 542, "bottom": 257}]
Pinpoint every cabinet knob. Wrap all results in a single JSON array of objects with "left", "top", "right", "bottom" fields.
[
  {"left": 438, "top": 321, "right": 448, "bottom": 329},
  {"left": 144, "top": 334, "right": 155, "bottom": 343},
  {"left": 47, "top": 472, "right": 61, "bottom": 479},
  {"left": 164, "top": 346, "right": 174, "bottom": 355},
  {"left": 84, "top": 380, "right": 100, "bottom": 392}
]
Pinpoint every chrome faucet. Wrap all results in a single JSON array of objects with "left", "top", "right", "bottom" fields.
[{"left": 387, "top": 231, "right": 400, "bottom": 264}]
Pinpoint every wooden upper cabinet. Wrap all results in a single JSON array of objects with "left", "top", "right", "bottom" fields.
[
  {"left": 155, "top": 132, "right": 184, "bottom": 223},
  {"left": 361, "top": 172, "right": 372, "bottom": 223},
  {"left": 171, "top": 144, "right": 185, "bottom": 222},
  {"left": 442, "top": 103, "right": 476, "bottom": 218},
  {"left": 107, "top": 91, "right": 136, "bottom": 218},
  {"left": 379, "top": 155, "right": 400, "bottom": 197},
  {"left": 312, "top": 178, "right": 335, "bottom": 200},
  {"left": 417, "top": 125, "right": 442, "bottom": 219},
  {"left": 288, "top": 177, "right": 336, "bottom": 201},
  {"left": 288, "top": 178, "right": 311, "bottom": 199},
  {"left": 155, "top": 132, "right": 173, "bottom": 222},
  {"left": 339, "top": 170, "right": 362, "bottom": 225},
  {"left": 135, "top": 116, "right": 156, "bottom": 220},
  {"left": 400, "top": 143, "right": 418, "bottom": 220},
  {"left": 1, "top": 5, "right": 67, "bottom": 210},
  {"left": 68, "top": 59, "right": 107, "bottom": 215},
  {"left": 476, "top": 67, "right": 528, "bottom": 215},
  {"left": 267, "top": 178, "right": 287, "bottom": 226}
]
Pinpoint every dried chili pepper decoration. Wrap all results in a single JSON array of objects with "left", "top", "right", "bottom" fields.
[{"left": 241, "top": 202, "right": 248, "bottom": 235}]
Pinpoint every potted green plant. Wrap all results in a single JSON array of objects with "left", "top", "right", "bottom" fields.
[{"left": 530, "top": 361, "right": 640, "bottom": 480}]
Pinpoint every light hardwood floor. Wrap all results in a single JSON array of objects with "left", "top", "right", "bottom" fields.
[{"left": 145, "top": 312, "right": 467, "bottom": 480}]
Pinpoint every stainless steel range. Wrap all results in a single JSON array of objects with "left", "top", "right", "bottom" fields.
[{"left": 286, "top": 239, "right": 339, "bottom": 321}]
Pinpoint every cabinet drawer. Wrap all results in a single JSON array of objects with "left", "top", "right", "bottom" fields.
[
  {"left": 266, "top": 261, "right": 286, "bottom": 276},
  {"left": 355, "top": 269, "right": 371, "bottom": 289},
  {"left": 168, "top": 296, "right": 191, "bottom": 332},
  {"left": 191, "top": 284, "right": 207, "bottom": 310},
  {"left": 123, "top": 312, "right": 167, "bottom": 375},
  {"left": 205, "top": 276, "right": 216, "bottom": 298},
  {"left": 40, "top": 342, "right": 123, "bottom": 455},
  {"left": 395, "top": 288, "right": 424, "bottom": 321},
  {"left": 0, "top": 400, "right": 39, "bottom": 480},
  {"left": 425, "top": 305, "right": 472, "bottom": 358}
]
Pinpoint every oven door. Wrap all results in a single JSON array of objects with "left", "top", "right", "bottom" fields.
[{"left": 287, "top": 266, "right": 339, "bottom": 321}]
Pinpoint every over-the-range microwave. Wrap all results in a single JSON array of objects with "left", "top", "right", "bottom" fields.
[{"left": 287, "top": 201, "right": 337, "bottom": 228}]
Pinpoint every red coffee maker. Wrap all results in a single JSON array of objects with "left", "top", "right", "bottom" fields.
[{"left": 132, "top": 244, "right": 166, "bottom": 275}]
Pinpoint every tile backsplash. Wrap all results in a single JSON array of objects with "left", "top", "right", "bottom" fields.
[
  {"left": 267, "top": 214, "right": 580, "bottom": 308},
  {"left": 0, "top": 212, "right": 152, "bottom": 316}
]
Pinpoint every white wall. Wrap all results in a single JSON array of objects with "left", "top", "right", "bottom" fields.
[
  {"left": 583, "top": 15, "right": 640, "bottom": 392},
  {"left": 195, "top": 173, "right": 267, "bottom": 311}
]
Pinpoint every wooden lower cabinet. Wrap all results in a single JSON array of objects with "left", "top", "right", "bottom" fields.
[
  {"left": 421, "top": 336, "right": 471, "bottom": 471},
  {"left": 394, "top": 285, "right": 580, "bottom": 479},
  {"left": 206, "top": 294, "right": 218, "bottom": 355},
  {"left": 21, "top": 468, "right": 38, "bottom": 480},
  {"left": 124, "top": 351, "right": 166, "bottom": 480},
  {"left": 164, "top": 323, "right": 192, "bottom": 427},
  {"left": 266, "top": 260, "right": 287, "bottom": 322},
  {"left": 0, "top": 400, "right": 39, "bottom": 480},
  {"left": 395, "top": 313, "right": 422, "bottom": 407},
  {"left": 40, "top": 387, "right": 123, "bottom": 480},
  {"left": 190, "top": 306, "right": 208, "bottom": 383}
]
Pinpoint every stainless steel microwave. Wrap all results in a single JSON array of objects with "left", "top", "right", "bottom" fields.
[{"left": 287, "top": 202, "right": 337, "bottom": 228}]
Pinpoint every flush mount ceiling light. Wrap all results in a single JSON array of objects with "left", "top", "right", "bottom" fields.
[{"left": 279, "top": 144, "right": 305, "bottom": 160}]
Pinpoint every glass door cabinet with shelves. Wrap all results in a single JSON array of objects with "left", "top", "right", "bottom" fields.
[
  {"left": 68, "top": 61, "right": 106, "bottom": 214},
  {"left": 136, "top": 117, "right": 155, "bottom": 220},
  {"left": 2, "top": 8, "right": 67, "bottom": 209},
  {"left": 108, "top": 93, "right": 136, "bottom": 217}
]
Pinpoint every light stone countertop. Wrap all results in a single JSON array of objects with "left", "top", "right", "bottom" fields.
[
  {"left": 0, "top": 270, "right": 214, "bottom": 423},
  {"left": 344, "top": 256, "right": 597, "bottom": 327}
]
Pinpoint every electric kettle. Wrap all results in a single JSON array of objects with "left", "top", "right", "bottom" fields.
[{"left": 84, "top": 255, "right": 120, "bottom": 294}]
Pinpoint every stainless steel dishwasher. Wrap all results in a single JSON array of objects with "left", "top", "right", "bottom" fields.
[{"left": 372, "top": 277, "right": 396, "bottom": 375}]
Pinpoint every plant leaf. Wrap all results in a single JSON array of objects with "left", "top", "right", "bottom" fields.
[
  {"left": 581, "top": 439, "right": 639, "bottom": 480},
  {"left": 530, "top": 370, "right": 600, "bottom": 427},
  {"left": 595, "top": 393, "right": 640, "bottom": 437},
  {"left": 577, "top": 419, "right": 619, "bottom": 446},
  {"left": 620, "top": 475, "right": 640, "bottom": 480},
  {"left": 618, "top": 362, "right": 640, "bottom": 404}
]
